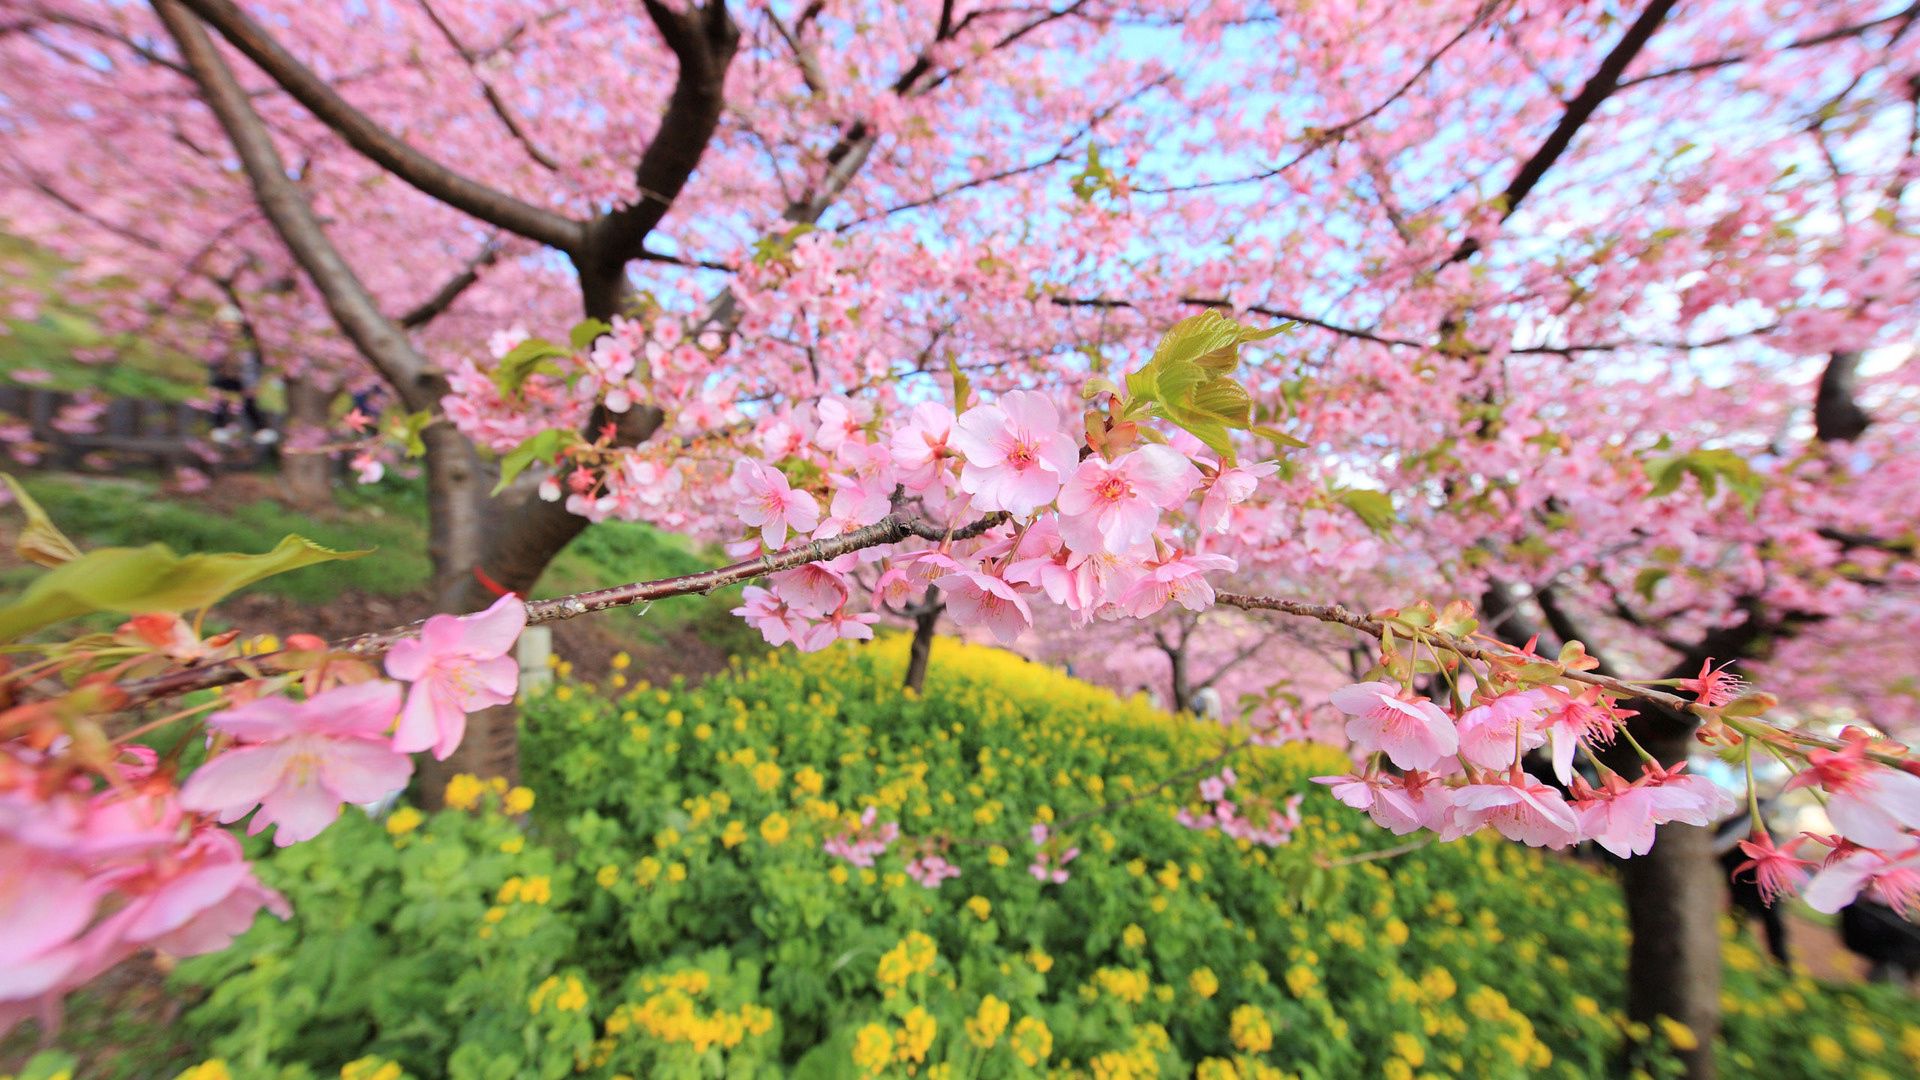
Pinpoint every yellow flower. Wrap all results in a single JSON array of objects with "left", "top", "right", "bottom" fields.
[
  {"left": 829, "top": 865, "right": 850, "bottom": 885},
  {"left": 1122, "top": 924, "right": 1146, "bottom": 949},
  {"left": 753, "top": 761, "right": 783, "bottom": 792},
  {"left": 722, "top": 820, "right": 749, "bottom": 848},
  {"left": 504, "top": 786, "right": 535, "bottom": 814},
  {"left": 520, "top": 876, "right": 552, "bottom": 904},
  {"left": 499, "top": 836, "right": 524, "bottom": 854},
  {"left": 596, "top": 864, "right": 619, "bottom": 888},
  {"left": 1230, "top": 1005, "right": 1274, "bottom": 1053},
  {"left": 899, "top": 1006, "right": 937, "bottom": 1063},
  {"left": 1383, "top": 918, "right": 1409, "bottom": 946},
  {"left": 1810, "top": 1034, "right": 1845, "bottom": 1066},
  {"left": 1389, "top": 1032, "right": 1425, "bottom": 1068},
  {"left": 665, "top": 862, "right": 686, "bottom": 882},
  {"left": 1284, "top": 964, "right": 1317, "bottom": 998},
  {"left": 987, "top": 844, "right": 1010, "bottom": 867},
  {"left": 1189, "top": 967, "right": 1219, "bottom": 998},
  {"left": 496, "top": 877, "right": 522, "bottom": 903},
  {"left": 1012, "top": 1016, "right": 1053, "bottom": 1067},
  {"left": 795, "top": 765, "right": 825, "bottom": 796},
  {"left": 340, "top": 1057, "right": 404, "bottom": 1080},
  {"left": 966, "top": 995, "right": 1010, "bottom": 1049},
  {"left": 384, "top": 807, "right": 423, "bottom": 836},
  {"left": 1657, "top": 1016, "right": 1699, "bottom": 1053},
  {"left": 611, "top": 651, "right": 630, "bottom": 670},
  {"left": 1383, "top": 1060, "right": 1413, "bottom": 1080},
  {"left": 852, "top": 1023, "right": 894, "bottom": 1075},
  {"left": 175, "top": 1063, "right": 232, "bottom": 1080},
  {"left": 760, "top": 813, "right": 791, "bottom": 844},
  {"left": 967, "top": 895, "right": 992, "bottom": 921},
  {"left": 1027, "top": 948, "right": 1054, "bottom": 974},
  {"left": 1849, "top": 1024, "right": 1886, "bottom": 1055},
  {"left": 444, "top": 774, "right": 485, "bottom": 811}
]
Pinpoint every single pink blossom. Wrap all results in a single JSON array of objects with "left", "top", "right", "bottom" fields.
[
  {"left": 949, "top": 390, "right": 1079, "bottom": 516},
  {"left": 1114, "top": 550, "right": 1236, "bottom": 617},
  {"left": 1804, "top": 839, "right": 1920, "bottom": 916},
  {"left": 1730, "top": 833, "right": 1815, "bottom": 905},
  {"left": 889, "top": 402, "right": 956, "bottom": 490},
  {"left": 1056, "top": 445, "right": 1200, "bottom": 554},
  {"left": 732, "top": 586, "right": 813, "bottom": 647},
  {"left": 934, "top": 570, "right": 1033, "bottom": 645},
  {"left": 1786, "top": 739, "right": 1920, "bottom": 849},
  {"left": 180, "top": 681, "right": 413, "bottom": 846},
  {"left": 1196, "top": 461, "right": 1278, "bottom": 533},
  {"left": 1452, "top": 773, "right": 1580, "bottom": 849},
  {"left": 1329, "top": 681, "right": 1459, "bottom": 772},
  {"left": 730, "top": 460, "right": 820, "bottom": 548},
  {"left": 385, "top": 593, "right": 526, "bottom": 760},
  {"left": 1455, "top": 691, "right": 1549, "bottom": 771}
]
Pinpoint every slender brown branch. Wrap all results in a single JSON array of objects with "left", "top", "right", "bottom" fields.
[
  {"left": 412, "top": 0, "right": 563, "bottom": 171},
  {"left": 172, "top": 0, "right": 583, "bottom": 250},
  {"left": 397, "top": 237, "right": 501, "bottom": 329},
  {"left": 109, "top": 511, "right": 1007, "bottom": 708},
  {"left": 1615, "top": 3, "right": 1920, "bottom": 90}
]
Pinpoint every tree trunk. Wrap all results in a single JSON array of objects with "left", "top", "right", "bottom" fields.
[
  {"left": 280, "top": 376, "right": 333, "bottom": 508},
  {"left": 1604, "top": 710, "right": 1722, "bottom": 1080},
  {"left": 1167, "top": 643, "right": 1191, "bottom": 714},
  {"left": 904, "top": 590, "right": 941, "bottom": 692}
]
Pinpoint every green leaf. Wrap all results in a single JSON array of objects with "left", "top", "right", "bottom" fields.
[
  {"left": 568, "top": 319, "right": 614, "bottom": 350},
  {"left": 392, "top": 410, "right": 435, "bottom": 459},
  {"left": 1251, "top": 425, "right": 1309, "bottom": 450},
  {"left": 493, "top": 429, "right": 577, "bottom": 496},
  {"left": 1335, "top": 488, "right": 1397, "bottom": 534},
  {"left": 0, "top": 536, "right": 370, "bottom": 642},
  {"left": 1188, "top": 377, "right": 1254, "bottom": 427},
  {"left": 1080, "top": 375, "right": 1122, "bottom": 401},
  {"left": 1633, "top": 567, "right": 1669, "bottom": 601},
  {"left": 492, "top": 338, "right": 571, "bottom": 398},
  {"left": 948, "top": 356, "right": 972, "bottom": 413},
  {"left": 2, "top": 473, "right": 82, "bottom": 567},
  {"left": 1147, "top": 310, "right": 1286, "bottom": 374}
]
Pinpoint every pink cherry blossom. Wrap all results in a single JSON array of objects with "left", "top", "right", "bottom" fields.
[
  {"left": 1786, "top": 739, "right": 1920, "bottom": 849},
  {"left": 1455, "top": 691, "right": 1549, "bottom": 771},
  {"left": 729, "top": 460, "right": 820, "bottom": 549},
  {"left": 180, "top": 681, "right": 413, "bottom": 846},
  {"left": 1196, "top": 461, "right": 1279, "bottom": 533},
  {"left": 1113, "top": 550, "right": 1236, "bottom": 618},
  {"left": 889, "top": 402, "right": 956, "bottom": 490},
  {"left": 905, "top": 854, "right": 961, "bottom": 888},
  {"left": 385, "top": 593, "right": 526, "bottom": 760},
  {"left": 1730, "top": 833, "right": 1815, "bottom": 905},
  {"left": 949, "top": 390, "right": 1078, "bottom": 517},
  {"left": 1452, "top": 773, "right": 1581, "bottom": 849},
  {"left": 934, "top": 570, "right": 1034, "bottom": 645},
  {"left": 1804, "top": 838, "right": 1920, "bottom": 917},
  {"left": 732, "top": 586, "right": 813, "bottom": 647},
  {"left": 1329, "top": 681, "right": 1459, "bottom": 772},
  {"left": 1056, "top": 445, "right": 1200, "bottom": 554}
]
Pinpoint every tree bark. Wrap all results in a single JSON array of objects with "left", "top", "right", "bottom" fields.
[
  {"left": 1166, "top": 640, "right": 1191, "bottom": 714},
  {"left": 903, "top": 589, "right": 942, "bottom": 693},
  {"left": 280, "top": 375, "right": 333, "bottom": 508},
  {"left": 1603, "top": 710, "right": 1723, "bottom": 1080}
]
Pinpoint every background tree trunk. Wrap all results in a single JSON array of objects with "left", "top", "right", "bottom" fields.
[
  {"left": 279, "top": 375, "right": 333, "bottom": 508},
  {"left": 904, "top": 591, "right": 941, "bottom": 693},
  {"left": 1604, "top": 711, "right": 1723, "bottom": 1080}
]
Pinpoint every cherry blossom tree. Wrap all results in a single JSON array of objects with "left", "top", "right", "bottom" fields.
[{"left": 6, "top": 3, "right": 1920, "bottom": 1077}]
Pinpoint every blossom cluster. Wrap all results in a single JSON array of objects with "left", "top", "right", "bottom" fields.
[
  {"left": 1, "top": 595, "right": 528, "bottom": 1032},
  {"left": 440, "top": 316, "right": 1269, "bottom": 654},
  {"left": 1308, "top": 672, "right": 1920, "bottom": 915},
  {"left": 1176, "top": 766, "right": 1305, "bottom": 847}
]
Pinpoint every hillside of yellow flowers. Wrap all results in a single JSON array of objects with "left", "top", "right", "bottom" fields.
[{"left": 15, "top": 638, "right": 1920, "bottom": 1080}]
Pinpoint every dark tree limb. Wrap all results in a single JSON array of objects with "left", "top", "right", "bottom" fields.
[
  {"left": 173, "top": 0, "right": 583, "bottom": 250},
  {"left": 397, "top": 237, "right": 502, "bottom": 329}
]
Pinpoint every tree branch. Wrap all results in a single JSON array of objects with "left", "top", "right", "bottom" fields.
[
  {"left": 172, "top": 0, "right": 583, "bottom": 250},
  {"left": 111, "top": 510, "right": 1007, "bottom": 707},
  {"left": 396, "top": 237, "right": 502, "bottom": 329},
  {"left": 412, "top": 0, "right": 563, "bottom": 171},
  {"left": 153, "top": 0, "right": 441, "bottom": 409},
  {"left": 1443, "top": 0, "right": 1677, "bottom": 265}
]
